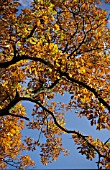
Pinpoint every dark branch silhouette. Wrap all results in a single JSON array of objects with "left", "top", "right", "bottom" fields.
[
  {"left": 0, "top": 91, "right": 29, "bottom": 120},
  {"left": 0, "top": 54, "right": 109, "bottom": 112},
  {"left": 0, "top": 79, "right": 61, "bottom": 120},
  {"left": 23, "top": 25, "right": 38, "bottom": 42},
  {"left": 61, "top": 72, "right": 110, "bottom": 112},
  {"left": 0, "top": 91, "right": 108, "bottom": 160}
]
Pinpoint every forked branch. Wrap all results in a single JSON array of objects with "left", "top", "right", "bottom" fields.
[
  {"left": 0, "top": 91, "right": 108, "bottom": 161},
  {"left": 0, "top": 55, "right": 109, "bottom": 112}
]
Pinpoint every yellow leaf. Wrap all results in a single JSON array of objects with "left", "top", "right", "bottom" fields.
[
  {"left": 17, "top": 41, "right": 22, "bottom": 47},
  {"left": 69, "top": 73, "right": 73, "bottom": 78},
  {"left": 57, "top": 75, "right": 60, "bottom": 79},
  {"left": 54, "top": 24, "right": 60, "bottom": 31},
  {"left": 36, "top": 20, "right": 40, "bottom": 26},
  {"left": 79, "top": 67, "right": 86, "bottom": 74},
  {"left": 56, "top": 63, "right": 60, "bottom": 67},
  {"left": 29, "top": 37, "right": 37, "bottom": 45},
  {"left": 105, "top": 162, "right": 110, "bottom": 169},
  {"left": 49, "top": 68, "right": 52, "bottom": 72}
]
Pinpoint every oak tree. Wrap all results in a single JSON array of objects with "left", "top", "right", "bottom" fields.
[{"left": 0, "top": 0, "right": 110, "bottom": 169}]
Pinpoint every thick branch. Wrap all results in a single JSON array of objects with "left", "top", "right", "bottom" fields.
[
  {"left": 5, "top": 95, "right": 106, "bottom": 158},
  {"left": 0, "top": 79, "right": 60, "bottom": 120},
  {"left": 35, "top": 100, "right": 107, "bottom": 159},
  {"left": 60, "top": 71, "right": 110, "bottom": 112},
  {"left": 0, "top": 91, "right": 29, "bottom": 120},
  {"left": 0, "top": 55, "right": 53, "bottom": 68},
  {"left": 0, "top": 90, "right": 108, "bottom": 158},
  {"left": 0, "top": 54, "right": 109, "bottom": 112}
]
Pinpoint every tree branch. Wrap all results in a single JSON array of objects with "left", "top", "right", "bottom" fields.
[
  {"left": 0, "top": 55, "right": 53, "bottom": 68},
  {"left": 35, "top": 100, "right": 108, "bottom": 159},
  {"left": 0, "top": 90, "right": 108, "bottom": 159},
  {"left": 60, "top": 71, "right": 110, "bottom": 112},
  {"left": 31, "top": 78, "right": 61, "bottom": 97},
  {"left": 0, "top": 79, "right": 61, "bottom": 120},
  {"left": 0, "top": 91, "right": 29, "bottom": 120},
  {"left": 23, "top": 25, "right": 38, "bottom": 42},
  {"left": 0, "top": 54, "right": 109, "bottom": 112},
  {"left": 15, "top": 95, "right": 108, "bottom": 159}
]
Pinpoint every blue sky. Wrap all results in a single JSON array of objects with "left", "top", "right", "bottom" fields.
[
  {"left": 22, "top": 93, "right": 110, "bottom": 169},
  {"left": 18, "top": 0, "right": 33, "bottom": 7},
  {"left": 18, "top": 0, "right": 110, "bottom": 26},
  {"left": 13, "top": 0, "right": 110, "bottom": 169}
]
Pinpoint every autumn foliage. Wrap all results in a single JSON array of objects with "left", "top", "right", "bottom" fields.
[{"left": 0, "top": 0, "right": 110, "bottom": 169}]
